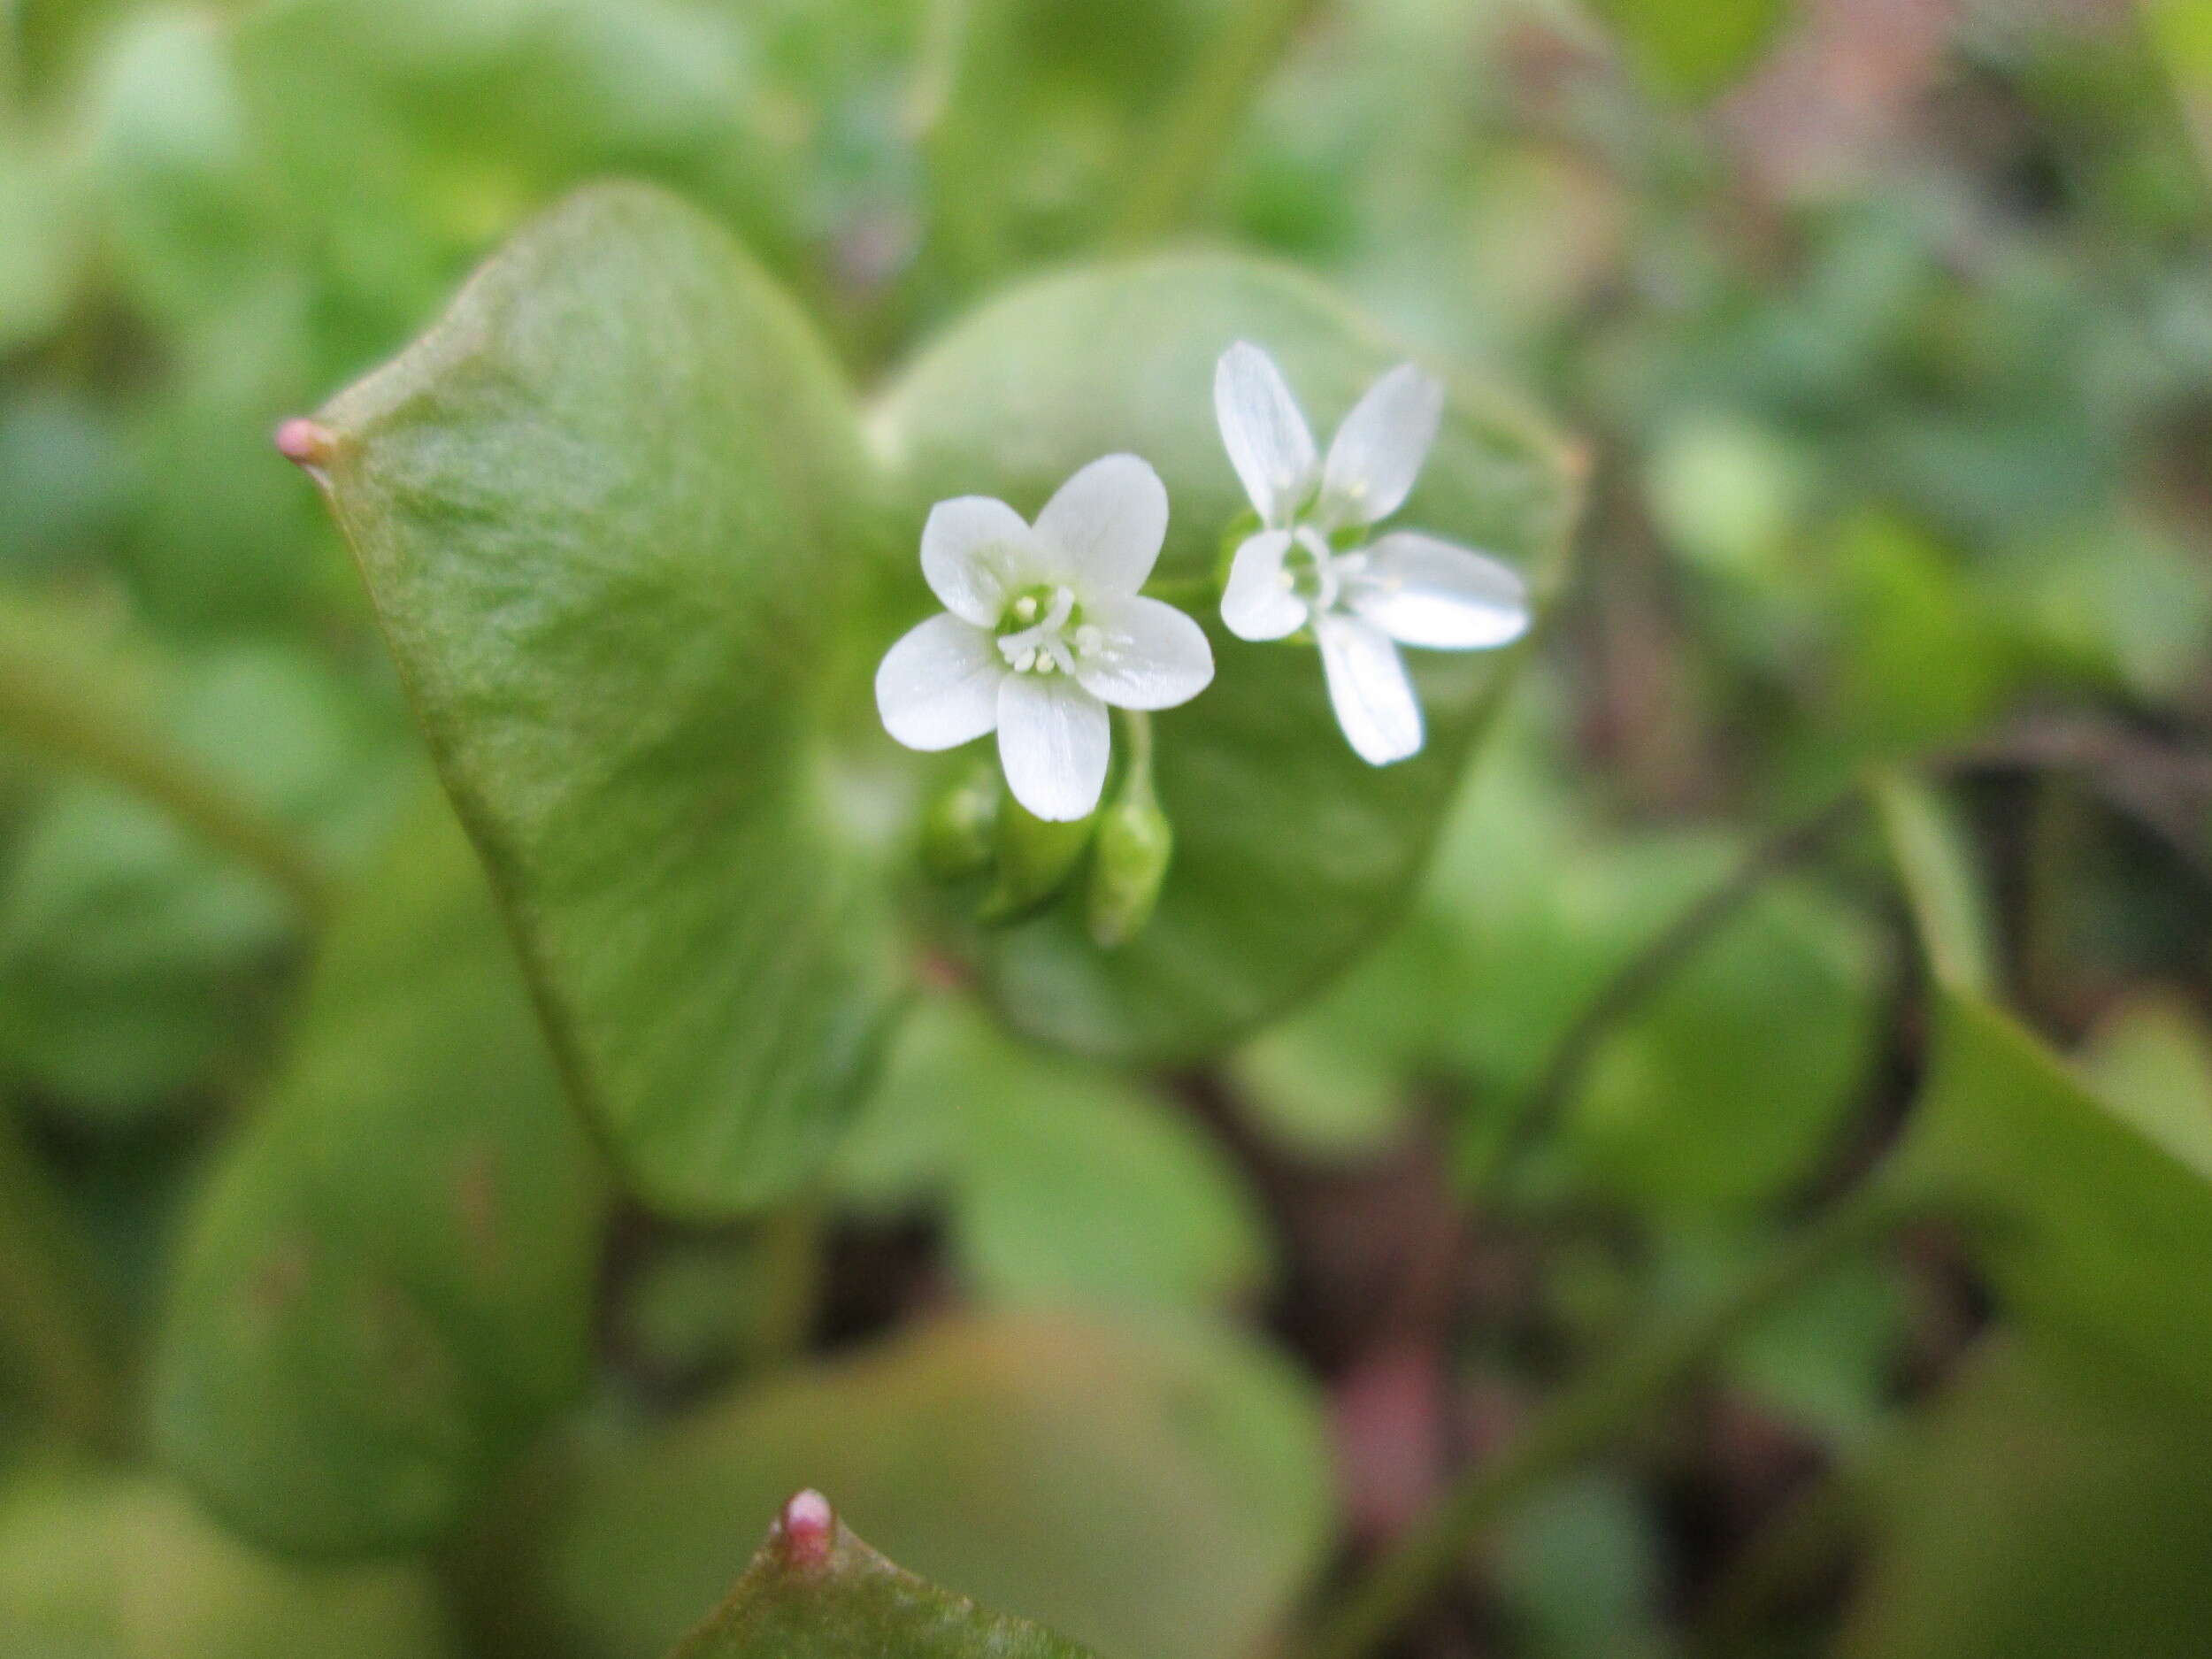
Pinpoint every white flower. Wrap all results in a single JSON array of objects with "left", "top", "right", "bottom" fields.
[
  {"left": 876, "top": 455, "right": 1215, "bottom": 822},
  {"left": 1213, "top": 342, "right": 1532, "bottom": 766}
]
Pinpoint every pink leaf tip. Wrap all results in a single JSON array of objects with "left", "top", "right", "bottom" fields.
[
  {"left": 779, "top": 1489, "right": 835, "bottom": 1565},
  {"left": 273, "top": 418, "right": 334, "bottom": 468}
]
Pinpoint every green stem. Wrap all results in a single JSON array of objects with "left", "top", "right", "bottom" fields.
[
  {"left": 1463, "top": 788, "right": 1864, "bottom": 1199},
  {"left": 0, "top": 640, "right": 331, "bottom": 924},
  {"left": 0, "top": 1109, "right": 125, "bottom": 1455},
  {"left": 1118, "top": 706, "right": 1156, "bottom": 799},
  {"left": 1106, "top": 0, "right": 1324, "bottom": 247},
  {"left": 1302, "top": 1167, "right": 1923, "bottom": 1659}
]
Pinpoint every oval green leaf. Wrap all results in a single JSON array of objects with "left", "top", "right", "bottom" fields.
[
  {"left": 302, "top": 182, "right": 903, "bottom": 1216},
  {"left": 874, "top": 256, "right": 1579, "bottom": 1059},
  {"left": 151, "top": 790, "right": 605, "bottom": 1555}
]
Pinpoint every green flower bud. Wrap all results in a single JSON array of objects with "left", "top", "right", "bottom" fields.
[
  {"left": 920, "top": 761, "right": 999, "bottom": 882},
  {"left": 977, "top": 795, "right": 1094, "bottom": 924},
  {"left": 1086, "top": 792, "right": 1173, "bottom": 949}
]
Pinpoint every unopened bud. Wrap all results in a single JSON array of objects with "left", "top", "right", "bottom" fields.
[
  {"left": 977, "top": 795, "right": 1094, "bottom": 924},
  {"left": 921, "top": 762, "right": 999, "bottom": 882},
  {"left": 1086, "top": 794, "right": 1172, "bottom": 949}
]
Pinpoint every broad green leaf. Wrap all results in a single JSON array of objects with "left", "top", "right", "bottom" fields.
[
  {"left": 1899, "top": 987, "right": 2212, "bottom": 1401},
  {"left": 303, "top": 182, "right": 902, "bottom": 1217},
  {"left": 1592, "top": 0, "right": 1787, "bottom": 103},
  {"left": 548, "top": 1312, "right": 1333, "bottom": 1659},
  {"left": 0, "top": 1467, "right": 451, "bottom": 1658},
  {"left": 666, "top": 1493, "right": 1096, "bottom": 1659},
  {"left": 875, "top": 256, "right": 1578, "bottom": 1059},
  {"left": 1839, "top": 1339, "right": 2212, "bottom": 1659},
  {"left": 833, "top": 997, "right": 1271, "bottom": 1310},
  {"left": 151, "top": 789, "right": 604, "bottom": 1555}
]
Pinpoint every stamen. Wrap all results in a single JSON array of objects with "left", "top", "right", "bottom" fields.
[{"left": 996, "top": 585, "right": 1083, "bottom": 673}]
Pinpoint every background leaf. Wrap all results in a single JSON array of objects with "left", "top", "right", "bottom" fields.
[{"left": 150, "top": 788, "right": 604, "bottom": 1555}]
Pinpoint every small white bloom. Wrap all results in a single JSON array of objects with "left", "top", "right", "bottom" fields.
[
  {"left": 877, "top": 455, "right": 1214, "bottom": 822},
  {"left": 1214, "top": 342, "right": 1532, "bottom": 766}
]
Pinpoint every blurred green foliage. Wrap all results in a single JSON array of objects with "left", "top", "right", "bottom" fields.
[{"left": 1, "top": 1, "right": 2210, "bottom": 1657}]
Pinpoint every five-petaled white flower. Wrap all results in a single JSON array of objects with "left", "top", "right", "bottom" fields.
[
  {"left": 876, "top": 455, "right": 1214, "bottom": 822},
  {"left": 1213, "top": 342, "right": 1532, "bottom": 765}
]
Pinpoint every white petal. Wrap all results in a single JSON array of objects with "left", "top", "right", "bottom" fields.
[
  {"left": 1319, "top": 362, "right": 1442, "bottom": 527},
  {"left": 1219, "top": 529, "right": 1307, "bottom": 641},
  {"left": 1031, "top": 454, "right": 1168, "bottom": 595},
  {"left": 1348, "top": 532, "right": 1531, "bottom": 649},
  {"left": 1316, "top": 613, "right": 1422, "bottom": 765},
  {"left": 1073, "top": 595, "right": 1215, "bottom": 710},
  {"left": 997, "top": 673, "right": 1110, "bottom": 821},
  {"left": 921, "top": 495, "right": 1032, "bottom": 625},
  {"left": 875, "top": 613, "right": 1003, "bottom": 750},
  {"left": 1215, "top": 342, "right": 1317, "bottom": 527}
]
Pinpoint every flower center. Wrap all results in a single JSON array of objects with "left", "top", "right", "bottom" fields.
[
  {"left": 1280, "top": 529, "right": 1346, "bottom": 614},
  {"left": 996, "top": 584, "right": 1087, "bottom": 676}
]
